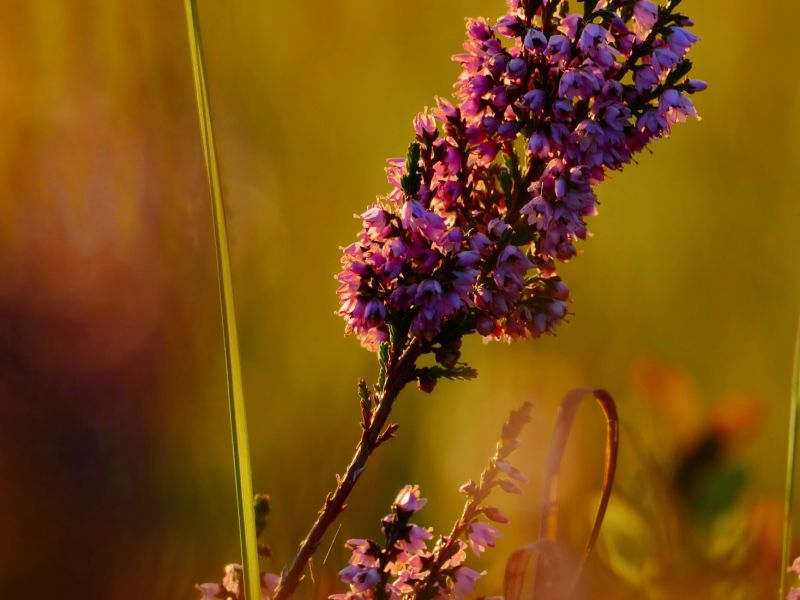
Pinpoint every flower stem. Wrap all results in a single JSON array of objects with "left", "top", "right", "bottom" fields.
[
  {"left": 183, "top": 2, "right": 261, "bottom": 599},
  {"left": 780, "top": 316, "right": 800, "bottom": 599},
  {"left": 273, "top": 339, "right": 421, "bottom": 600}
]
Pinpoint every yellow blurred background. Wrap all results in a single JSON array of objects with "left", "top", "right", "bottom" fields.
[{"left": 1, "top": 1, "right": 799, "bottom": 598}]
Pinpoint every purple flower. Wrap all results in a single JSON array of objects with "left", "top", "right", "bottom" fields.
[
  {"left": 520, "top": 89, "right": 546, "bottom": 112},
  {"left": 495, "top": 14, "right": 523, "bottom": 37},
  {"left": 667, "top": 27, "right": 699, "bottom": 56},
  {"left": 559, "top": 68, "right": 600, "bottom": 100},
  {"left": 559, "top": 14, "right": 582, "bottom": 40},
  {"left": 453, "top": 567, "right": 483, "bottom": 597},
  {"left": 634, "top": 66, "right": 659, "bottom": 93},
  {"left": 578, "top": 23, "right": 616, "bottom": 68},
  {"left": 197, "top": 564, "right": 280, "bottom": 600},
  {"left": 338, "top": 0, "right": 704, "bottom": 349},
  {"left": 400, "top": 525, "right": 433, "bottom": 554},
  {"left": 394, "top": 484, "right": 427, "bottom": 513},
  {"left": 652, "top": 47, "right": 680, "bottom": 73},
  {"left": 633, "top": 0, "right": 659, "bottom": 36},
  {"left": 659, "top": 88, "right": 698, "bottom": 125},
  {"left": 467, "top": 521, "right": 501, "bottom": 556},
  {"left": 339, "top": 565, "right": 381, "bottom": 592},
  {"left": 545, "top": 34, "right": 571, "bottom": 65},
  {"left": 413, "top": 112, "right": 436, "bottom": 139},
  {"left": 523, "top": 28, "right": 547, "bottom": 53},
  {"left": 686, "top": 79, "right": 708, "bottom": 93},
  {"left": 506, "top": 57, "right": 527, "bottom": 79}
]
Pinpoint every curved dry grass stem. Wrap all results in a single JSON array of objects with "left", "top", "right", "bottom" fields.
[
  {"left": 183, "top": 2, "right": 261, "bottom": 599},
  {"left": 537, "top": 388, "right": 619, "bottom": 597},
  {"left": 503, "top": 388, "right": 619, "bottom": 600},
  {"left": 780, "top": 316, "right": 800, "bottom": 600}
]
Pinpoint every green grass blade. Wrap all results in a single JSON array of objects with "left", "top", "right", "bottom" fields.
[
  {"left": 781, "top": 316, "right": 800, "bottom": 599},
  {"left": 183, "top": 2, "right": 261, "bottom": 599}
]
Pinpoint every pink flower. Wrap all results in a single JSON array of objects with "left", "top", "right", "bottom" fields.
[
  {"left": 197, "top": 565, "right": 282, "bottom": 600},
  {"left": 545, "top": 34, "right": 571, "bottom": 65},
  {"left": 558, "top": 14, "right": 582, "bottom": 40},
  {"left": 337, "top": 0, "right": 703, "bottom": 349},
  {"left": 345, "top": 539, "right": 379, "bottom": 566},
  {"left": 652, "top": 47, "right": 680, "bottom": 73},
  {"left": 394, "top": 484, "right": 427, "bottom": 513},
  {"left": 339, "top": 565, "right": 382, "bottom": 592},
  {"left": 453, "top": 567, "right": 484, "bottom": 597},
  {"left": 634, "top": 66, "right": 659, "bottom": 93},
  {"left": 222, "top": 564, "right": 243, "bottom": 597},
  {"left": 468, "top": 521, "right": 501, "bottom": 556},
  {"left": 261, "top": 573, "right": 281, "bottom": 599},
  {"left": 402, "top": 525, "right": 433, "bottom": 553},
  {"left": 659, "top": 89, "right": 697, "bottom": 125}
]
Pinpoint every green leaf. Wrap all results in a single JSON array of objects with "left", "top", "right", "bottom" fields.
[
  {"left": 415, "top": 363, "right": 478, "bottom": 382},
  {"left": 401, "top": 142, "right": 421, "bottom": 196},
  {"left": 377, "top": 342, "right": 390, "bottom": 390},
  {"left": 183, "top": 3, "right": 262, "bottom": 599}
]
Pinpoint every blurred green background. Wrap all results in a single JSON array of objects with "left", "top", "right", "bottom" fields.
[{"left": 1, "top": 1, "right": 799, "bottom": 598}]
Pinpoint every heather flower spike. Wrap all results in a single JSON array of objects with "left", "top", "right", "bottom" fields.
[
  {"left": 337, "top": 0, "right": 704, "bottom": 359},
  {"left": 332, "top": 403, "right": 532, "bottom": 600},
  {"left": 204, "top": 1, "right": 704, "bottom": 598}
]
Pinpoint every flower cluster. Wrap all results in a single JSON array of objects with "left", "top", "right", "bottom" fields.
[
  {"left": 196, "top": 564, "right": 280, "bottom": 600},
  {"left": 337, "top": 0, "right": 704, "bottom": 352},
  {"left": 333, "top": 403, "right": 531, "bottom": 599},
  {"left": 332, "top": 485, "right": 479, "bottom": 600}
]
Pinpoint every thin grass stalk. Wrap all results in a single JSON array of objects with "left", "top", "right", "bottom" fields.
[
  {"left": 781, "top": 317, "right": 800, "bottom": 599},
  {"left": 183, "top": 2, "right": 262, "bottom": 599}
]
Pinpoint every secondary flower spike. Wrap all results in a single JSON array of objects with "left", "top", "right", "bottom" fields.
[{"left": 337, "top": 0, "right": 704, "bottom": 352}]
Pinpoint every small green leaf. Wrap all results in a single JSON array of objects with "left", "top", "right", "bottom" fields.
[
  {"left": 377, "top": 342, "right": 390, "bottom": 390},
  {"left": 401, "top": 142, "right": 422, "bottom": 196},
  {"left": 415, "top": 363, "right": 478, "bottom": 382}
]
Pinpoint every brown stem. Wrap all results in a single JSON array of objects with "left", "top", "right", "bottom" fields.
[{"left": 273, "top": 339, "right": 422, "bottom": 600}]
